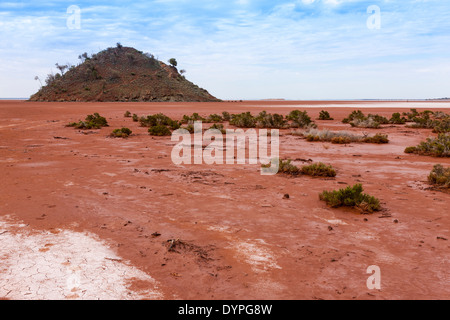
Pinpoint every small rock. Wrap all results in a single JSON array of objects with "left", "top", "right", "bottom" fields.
[
  {"left": 283, "top": 194, "right": 290, "bottom": 199},
  {"left": 328, "top": 226, "right": 333, "bottom": 231}
]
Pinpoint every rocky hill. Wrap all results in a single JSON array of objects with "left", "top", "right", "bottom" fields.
[{"left": 30, "top": 46, "right": 220, "bottom": 102}]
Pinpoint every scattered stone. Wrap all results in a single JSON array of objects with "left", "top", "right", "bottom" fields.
[{"left": 283, "top": 194, "right": 290, "bottom": 199}]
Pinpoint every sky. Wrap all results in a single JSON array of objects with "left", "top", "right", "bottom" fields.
[{"left": 0, "top": 0, "right": 449, "bottom": 100}]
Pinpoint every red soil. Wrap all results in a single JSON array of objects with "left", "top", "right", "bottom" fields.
[{"left": 0, "top": 100, "right": 449, "bottom": 300}]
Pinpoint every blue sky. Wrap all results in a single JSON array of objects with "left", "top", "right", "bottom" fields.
[{"left": 0, "top": 0, "right": 449, "bottom": 99}]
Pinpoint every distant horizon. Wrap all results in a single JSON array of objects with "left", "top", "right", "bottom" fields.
[{"left": 2, "top": 98, "right": 450, "bottom": 102}]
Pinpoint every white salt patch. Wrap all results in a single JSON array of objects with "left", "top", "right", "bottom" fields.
[{"left": 0, "top": 217, "right": 163, "bottom": 300}]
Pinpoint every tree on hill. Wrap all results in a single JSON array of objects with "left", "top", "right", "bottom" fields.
[
  {"left": 55, "top": 63, "right": 68, "bottom": 76},
  {"left": 168, "top": 58, "right": 178, "bottom": 67}
]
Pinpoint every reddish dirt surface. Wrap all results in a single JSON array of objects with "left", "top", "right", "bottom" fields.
[{"left": 1, "top": 100, "right": 449, "bottom": 300}]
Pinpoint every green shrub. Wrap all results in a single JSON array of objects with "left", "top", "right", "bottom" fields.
[
  {"left": 111, "top": 127, "right": 132, "bottom": 138},
  {"left": 319, "top": 184, "right": 381, "bottom": 213},
  {"left": 301, "top": 162, "right": 336, "bottom": 177},
  {"left": 222, "top": 111, "right": 231, "bottom": 121},
  {"left": 389, "top": 112, "right": 407, "bottom": 124},
  {"left": 404, "top": 146, "right": 417, "bottom": 154},
  {"left": 287, "top": 110, "right": 315, "bottom": 128},
  {"left": 67, "top": 113, "right": 109, "bottom": 129},
  {"left": 343, "top": 110, "right": 365, "bottom": 124},
  {"left": 183, "top": 124, "right": 195, "bottom": 134},
  {"left": 205, "top": 114, "right": 224, "bottom": 123},
  {"left": 230, "top": 112, "right": 257, "bottom": 128},
  {"left": 318, "top": 110, "right": 334, "bottom": 120},
  {"left": 124, "top": 111, "right": 131, "bottom": 118},
  {"left": 278, "top": 159, "right": 301, "bottom": 175},
  {"left": 148, "top": 125, "right": 172, "bottom": 136},
  {"left": 343, "top": 111, "right": 387, "bottom": 128},
  {"left": 406, "top": 110, "right": 449, "bottom": 132},
  {"left": 404, "top": 133, "right": 450, "bottom": 157},
  {"left": 208, "top": 123, "right": 226, "bottom": 134},
  {"left": 402, "top": 108, "right": 419, "bottom": 121},
  {"left": 428, "top": 164, "right": 450, "bottom": 187},
  {"left": 139, "top": 113, "right": 179, "bottom": 130},
  {"left": 262, "top": 159, "right": 301, "bottom": 176},
  {"left": 132, "top": 114, "right": 139, "bottom": 122},
  {"left": 181, "top": 113, "right": 205, "bottom": 124},
  {"left": 433, "top": 117, "right": 450, "bottom": 133},
  {"left": 255, "top": 111, "right": 287, "bottom": 128},
  {"left": 86, "top": 113, "right": 108, "bottom": 127},
  {"left": 368, "top": 114, "right": 389, "bottom": 125}
]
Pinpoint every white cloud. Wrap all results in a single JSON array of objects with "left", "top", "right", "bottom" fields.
[{"left": 0, "top": 0, "right": 449, "bottom": 99}]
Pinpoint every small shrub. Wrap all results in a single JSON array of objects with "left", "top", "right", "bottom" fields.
[
  {"left": 343, "top": 110, "right": 365, "bottom": 124},
  {"left": 182, "top": 124, "right": 196, "bottom": 134},
  {"left": 389, "top": 112, "right": 407, "bottom": 124},
  {"left": 124, "top": 111, "right": 131, "bottom": 118},
  {"left": 132, "top": 114, "right": 139, "bottom": 122},
  {"left": 255, "top": 111, "right": 287, "bottom": 129},
  {"left": 331, "top": 136, "right": 352, "bottom": 144},
  {"left": 148, "top": 125, "right": 172, "bottom": 136},
  {"left": 140, "top": 113, "right": 178, "bottom": 129},
  {"left": 404, "top": 146, "right": 417, "bottom": 154},
  {"left": 403, "top": 108, "right": 419, "bottom": 121},
  {"left": 302, "top": 128, "right": 381, "bottom": 144},
  {"left": 262, "top": 159, "right": 301, "bottom": 176},
  {"left": 404, "top": 133, "right": 450, "bottom": 157},
  {"left": 222, "top": 111, "right": 231, "bottom": 121},
  {"left": 362, "top": 133, "right": 389, "bottom": 144},
  {"left": 301, "top": 162, "right": 336, "bottom": 177},
  {"left": 181, "top": 113, "right": 205, "bottom": 124},
  {"left": 85, "top": 113, "right": 108, "bottom": 127},
  {"left": 319, "top": 184, "right": 381, "bottom": 213},
  {"left": 209, "top": 123, "right": 226, "bottom": 134},
  {"left": 318, "top": 110, "right": 334, "bottom": 120},
  {"left": 433, "top": 117, "right": 450, "bottom": 133},
  {"left": 230, "top": 112, "right": 257, "bottom": 128},
  {"left": 287, "top": 110, "right": 315, "bottom": 128},
  {"left": 306, "top": 134, "right": 322, "bottom": 142},
  {"left": 343, "top": 111, "right": 387, "bottom": 128},
  {"left": 111, "top": 127, "right": 132, "bottom": 138},
  {"left": 278, "top": 159, "right": 301, "bottom": 175},
  {"left": 368, "top": 114, "right": 389, "bottom": 125},
  {"left": 350, "top": 116, "right": 381, "bottom": 129},
  {"left": 406, "top": 110, "right": 449, "bottom": 132},
  {"left": 428, "top": 164, "right": 450, "bottom": 188},
  {"left": 67, "top": 113, "right": 109, "bottom": 130},
  {"left": 205, "top": 114, "right": 224, "bottom": 123}
]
